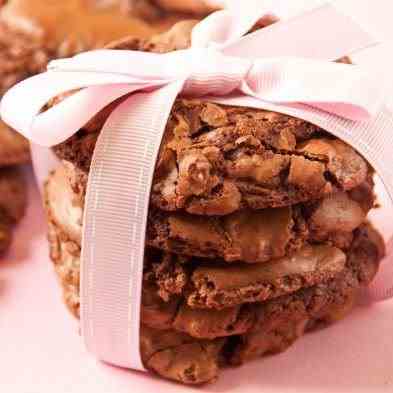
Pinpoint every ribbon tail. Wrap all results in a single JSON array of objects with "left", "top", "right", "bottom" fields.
[
  {"left": 32, "top": 83, "right": 161, "bottom": 146},
  {"left": 80, "top": 80, "right": 185, "bottom": 370},
  {"left": 1, "top": 70, "right": 163, "bottom": 146},
  {"left": 241, "top": 57, "right": 384, "bottom": 121},
  {"left": 191, "top": 4, "right": 274, "bottom": 48},
  {"left": 222, "top": 3, "right": 378, "bottom": 61}
]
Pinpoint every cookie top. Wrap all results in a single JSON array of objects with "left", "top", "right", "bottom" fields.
[
  {"left": 0, "top": 120, "right": 30, "bottom": 166},
  {"left": 54, "top": 99, "right": 372, "bottom": 215},
  {"left": 52, "top": 31, "right": 371, "bottom": 215}
]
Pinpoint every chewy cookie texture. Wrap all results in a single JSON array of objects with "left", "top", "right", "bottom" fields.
[{"left": 44, "top": 30, "right": 386, "bottom": 384}]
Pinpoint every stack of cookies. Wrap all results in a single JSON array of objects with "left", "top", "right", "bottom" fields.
[{"left": 42, "top": 28, "right": 386, "bottom": 385}]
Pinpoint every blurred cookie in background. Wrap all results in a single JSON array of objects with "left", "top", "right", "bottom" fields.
[
  {"left": 0, "top": 17, "right": 49, "bottom": 96},
  {"left": 0, "top": 121, "right": 30, "bottom": 167},
  {"left": 0, "top": 0, "right": 204, "bottom": 95},
  {"left": 0, "top": 217, "right": 11, "bottom": 255},
  {"left": 0, "top": 167, "right": 27, "bottom": 255},
  {"left": 0, "top": 0, "right": 194, "bottom": 53},
  {"left": 122, "top": 0, "right": 217, "bottom": 21}
]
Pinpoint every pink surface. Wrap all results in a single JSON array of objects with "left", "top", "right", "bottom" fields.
[
  {"left": 1, "top": 173, "right": 393, "bottom": 393},
  {"left": 6, "top": 3, "right": 387, "bottom": 371},
  {"left": 2, "top": 0, "right": 393, "bottom": 391}
]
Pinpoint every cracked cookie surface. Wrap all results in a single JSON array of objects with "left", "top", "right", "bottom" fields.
[{"left": 54, "top": 100, "right": 371, "bottom": 215}]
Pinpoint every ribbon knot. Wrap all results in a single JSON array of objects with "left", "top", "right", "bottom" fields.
[{"left": 169, "top": 47, "right": 253, "bottom": 96}]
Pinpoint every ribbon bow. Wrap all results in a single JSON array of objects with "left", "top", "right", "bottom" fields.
[
  {"left": 0, "top": 6, "right": 384, "bottom": 147},
  {"left": 2, "top": 3, "right": 393, "bottom": 373}
]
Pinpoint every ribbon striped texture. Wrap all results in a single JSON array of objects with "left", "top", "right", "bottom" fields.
[{"left": 2, "top": 3, "right": 393, "bottom": 371}]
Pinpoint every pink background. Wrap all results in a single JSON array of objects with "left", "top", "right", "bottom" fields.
[{"left": 2, "top": 1, "right": 393, "bottom": 392}]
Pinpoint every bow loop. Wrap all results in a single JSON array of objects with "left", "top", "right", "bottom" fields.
[
  {"left": 242, "top": 57, "right": 384, "bottom": 121},
  {"left": 191, "top": 1, "right": 278, "bottom": 49}
]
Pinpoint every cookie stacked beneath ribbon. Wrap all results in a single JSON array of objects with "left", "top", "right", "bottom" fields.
[
  {"left": 3, "top": 3, "right": 393, "bottom": 387},
  {"left": 43, "top": 26, "right": 385, "bottom": 384}
]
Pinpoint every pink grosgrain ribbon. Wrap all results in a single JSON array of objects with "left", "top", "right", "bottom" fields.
[{"left": 2, "top": 3, "right": 393, "bottom": 371}]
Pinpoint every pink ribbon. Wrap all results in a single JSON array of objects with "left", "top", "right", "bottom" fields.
[{"left": 2, "top": 3, "right": 393, "bottom": 372}]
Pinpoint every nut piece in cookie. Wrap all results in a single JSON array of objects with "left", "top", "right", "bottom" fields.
[{"left": 0, "top": 120, "right": 30, "bottom": 166}]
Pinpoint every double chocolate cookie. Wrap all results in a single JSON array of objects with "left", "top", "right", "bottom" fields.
[{"left": 44, "top": 24, "right": 385, "bottom": 385}]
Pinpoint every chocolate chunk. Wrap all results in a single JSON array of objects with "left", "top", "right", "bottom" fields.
[{"left": 307, "top": 192, "right": 367, "bottom": 249}]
